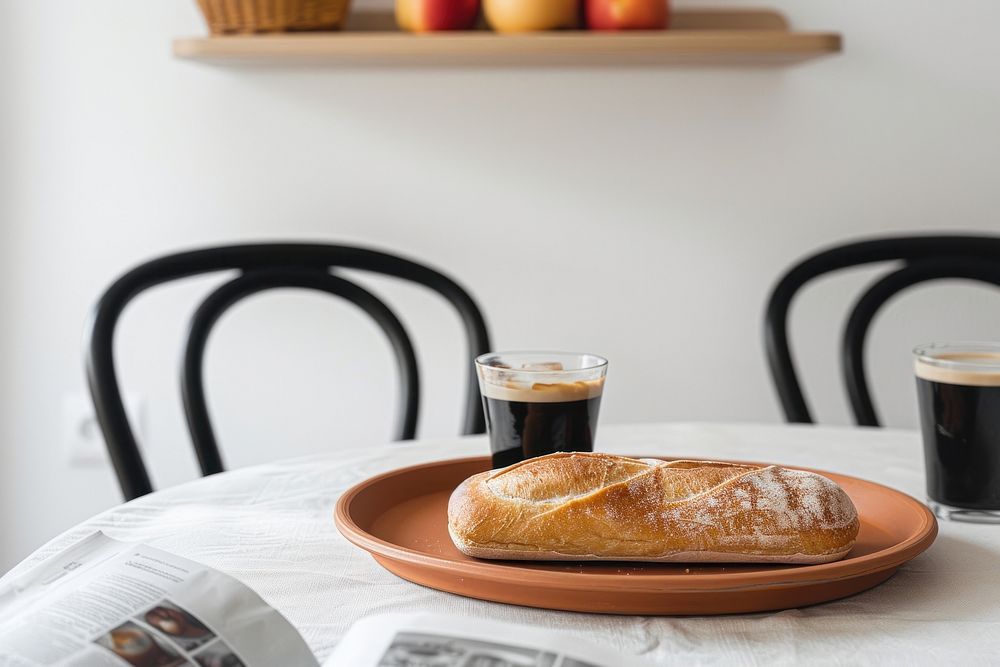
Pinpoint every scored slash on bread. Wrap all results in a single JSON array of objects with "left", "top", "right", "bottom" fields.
[{"left": 448, "top": 452, "right": 860, "bottom": 564}]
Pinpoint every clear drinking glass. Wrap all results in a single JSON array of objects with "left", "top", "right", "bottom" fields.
[
  {"left": 475, "top": 352, "right": 608, "bottom": 469},
  {"left": 915, "top": 342, "right": 1000, "bottom": 523}
]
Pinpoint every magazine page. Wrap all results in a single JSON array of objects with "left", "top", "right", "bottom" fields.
[
  {"left": 324, "top": 613, "right": 652, "bottom": 667},
  {"left": 0, "top": 532, "right": 318, "bottom": 667}
]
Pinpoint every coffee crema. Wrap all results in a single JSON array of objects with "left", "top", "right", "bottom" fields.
[
  {"left": 478, "top": 378, "right": 605, "bottom": 403},
  {"left": 914, "top": 352, "right": 1000, "bottom": 387}
]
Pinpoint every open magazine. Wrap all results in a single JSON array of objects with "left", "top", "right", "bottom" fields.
[
  {"left": 0, "top": 532, "right": 318, "bottom": 667},
  {"left": 0, "top": 533, "right": 649, "bottom": 667},
  {"left": 326, "top": 613, "right": 651, "bottom": 667}
]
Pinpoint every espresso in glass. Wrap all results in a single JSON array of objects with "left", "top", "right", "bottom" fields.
[
  {"left": 915, "top": 342, "right": 1000, "bottom": 523},
  {"left": 476, "top": 352, "right": 607, "bottom": 468}
]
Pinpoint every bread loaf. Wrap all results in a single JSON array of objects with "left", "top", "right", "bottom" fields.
[{"left": 448, "top": 452, "right": 860, "bottom": 564}]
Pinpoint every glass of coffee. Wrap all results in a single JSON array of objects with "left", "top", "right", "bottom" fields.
[
  {"left": 475, "top": 352, "right": 608, "bottom": 468},
  {"left": 915, "top": 342, "right": 1000, "bottom": 523}
]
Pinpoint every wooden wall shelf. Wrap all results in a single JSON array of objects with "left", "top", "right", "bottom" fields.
[{"left": 173, "top": 9, "right": 841, "bottom": 66}]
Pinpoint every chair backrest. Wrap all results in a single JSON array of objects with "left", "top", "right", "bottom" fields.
[
  {"left": 87, "top": 243, "right": 491, "bottom": 500},
  {"left": 764, "top": 235, "right": 1000, "bottom": 426}
]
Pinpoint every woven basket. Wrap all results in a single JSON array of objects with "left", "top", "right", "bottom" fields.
[{"left": 197, "top": 0, "right": 351, "bottom": 34}]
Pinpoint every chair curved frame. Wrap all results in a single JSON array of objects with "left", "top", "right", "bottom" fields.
[
  {"left": 182, "top": 268, "right": 420, "bottom": 477},
  {"left": 764, "top": 235, "right": 1000, "bottom": 424},
  {"left": 86, "top": 243, "right": 491, "bottom": 500},
  {"left": 841, "top": 258, "right": 1000, "bottom": 426}
]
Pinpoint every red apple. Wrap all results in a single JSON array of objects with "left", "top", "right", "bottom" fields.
[
  {"left": 585, "top": 0, "right": 669, "bottom": 30},
  {"left": 396, "top": 0, "right": 480, "bottom": 31}
]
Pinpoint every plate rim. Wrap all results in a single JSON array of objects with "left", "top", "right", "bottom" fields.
[{"left": 334, "top": 455, "right": 938, "bottom": 593}]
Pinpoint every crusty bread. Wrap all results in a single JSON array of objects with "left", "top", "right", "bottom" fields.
[{"left": 448, "top": 452, "right": 860, "bottom": 564}]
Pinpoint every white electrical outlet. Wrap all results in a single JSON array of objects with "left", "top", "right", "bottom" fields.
[{"left": 62, "top": 393, "right": 145, "bottom": 466}]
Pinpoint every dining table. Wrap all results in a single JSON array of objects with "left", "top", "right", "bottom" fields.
[{"left": 4, "top": 422, "right": 998, "bottom": 665}]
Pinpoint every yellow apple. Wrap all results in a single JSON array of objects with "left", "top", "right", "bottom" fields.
[{"left": 484, "top": 0, "right": 580, "bottom": 32}]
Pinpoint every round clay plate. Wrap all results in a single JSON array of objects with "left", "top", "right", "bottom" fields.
[{"left": 334, "top": 456, "right": 937, "bottom": 615}]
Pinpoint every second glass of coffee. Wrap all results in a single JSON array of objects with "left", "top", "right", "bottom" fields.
[
  {"left": 476, "top": 352, "right": 608, "bottom": 468},
  {"left": 915, "top": 342, "right": 1000, "bottom": 523}
]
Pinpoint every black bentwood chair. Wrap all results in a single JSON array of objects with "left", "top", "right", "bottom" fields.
[
  {"left": 87, "top": 243, "right": 491, "bottom": 501},
  {"left": 765, "top": 234, "right": 1000, "bottom": 427}
]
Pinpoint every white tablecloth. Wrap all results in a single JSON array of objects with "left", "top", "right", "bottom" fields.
[{"left": 6, "top": 423, "right": 999, "bottom": 665}]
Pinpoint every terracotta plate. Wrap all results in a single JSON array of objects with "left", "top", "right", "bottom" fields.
[{"left": 334, "top": 456, "right": 937, "bottom": 615}]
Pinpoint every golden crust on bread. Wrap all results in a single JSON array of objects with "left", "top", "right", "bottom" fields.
[{"left": 448, "top": 452, "right": 860, "bottom": 564}]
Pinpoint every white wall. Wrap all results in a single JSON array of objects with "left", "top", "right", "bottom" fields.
[{"left": 2, "top": 0, "right": 999, "bottom": 571}]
